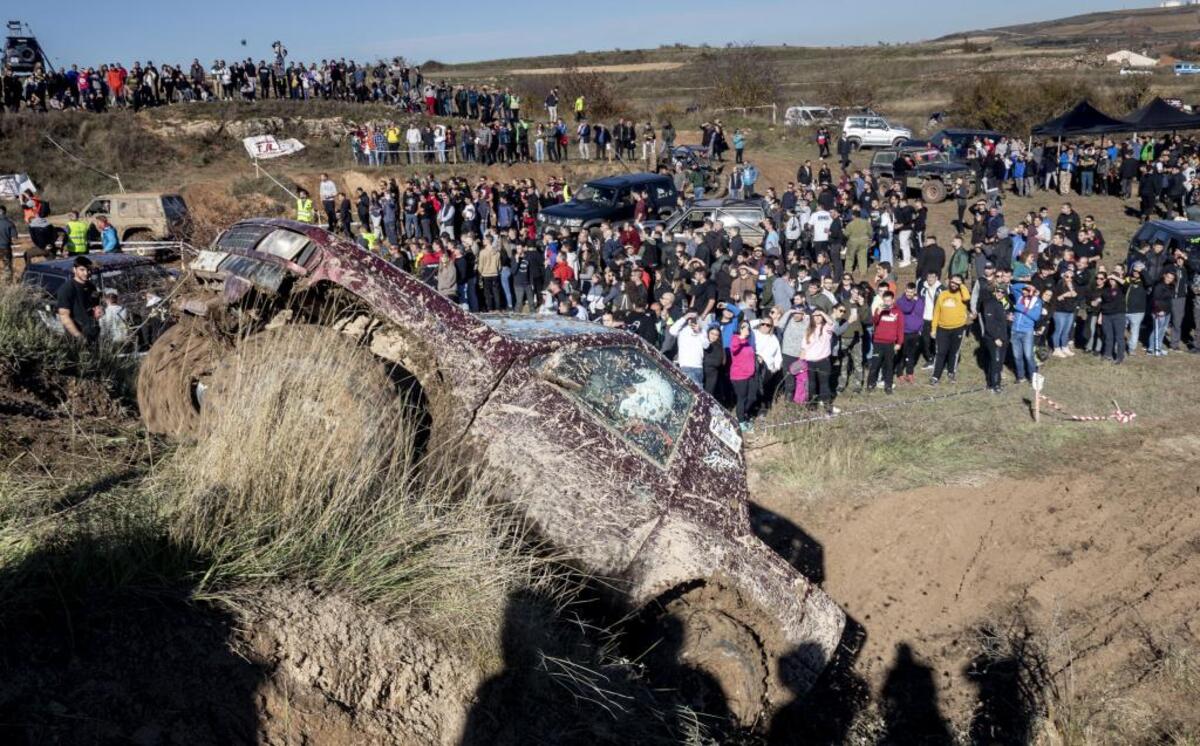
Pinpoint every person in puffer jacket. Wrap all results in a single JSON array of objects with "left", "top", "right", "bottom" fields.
[{"left": 895, "top": 283, "right": 925, "bottom": 383}]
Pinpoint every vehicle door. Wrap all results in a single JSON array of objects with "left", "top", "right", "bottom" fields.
[
  {"left": 864, "top": 118, "right": 889, "bottom": 146},
  {"left": 612, "top": 187, "right": 635, "bottom": 222},
  {"left": 872, "top": 152, "right": 894, "bottom": 179}
]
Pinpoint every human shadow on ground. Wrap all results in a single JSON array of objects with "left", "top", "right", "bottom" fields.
[
  {"left": 0, "top": 533, "right": 266, "bottom": 746},
  {"left": 964, "top": 625, "right": 1045, "bottom": 745},
  {"left": 880, "top": 642, "right": 955, "bottom": 745},
  {"left": 460, "top": 588, "right": 733, "bottom": 745}
]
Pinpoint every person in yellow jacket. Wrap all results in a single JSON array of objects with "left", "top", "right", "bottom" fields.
[
  {"left": 64, "top": 211, "right": 90, "bottom": 254},
  {"left": 929, "top": 274, "right": 971, "bottom": 385},
  {"left": 385, "top": 123, "right": 401, "bottom": 165},
  {"left": 295, "top": 188, "right": 315, "bottom": 224},
  {"left": 574, "top": 95, "right": 585, "bottom": 122}
]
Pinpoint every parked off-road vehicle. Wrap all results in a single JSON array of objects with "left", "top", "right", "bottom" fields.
[
  {"left": 841, "top": 115, "right": 912, "bottom": 151},
  {"left": 137, "top": 218, "right": 845, "bottom": 726},
  {"left": 869, "top": 147, "right": 976, "bottom": 203},
  {"left": 21, "top": 253, "right": 177, "bottom": 345},
  {"left": 48, "top": 192, "right": 190, "bottom": 259},
  {"left": 652, "top": 198, "right": 771, "bottom": 245},
  {"left": 538, "top": 173, "right": 677, "bottom": 235},
  {"left": 658, "top": 145, "right": 728, "bottom": 198}
]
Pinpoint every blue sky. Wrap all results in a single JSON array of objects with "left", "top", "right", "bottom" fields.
[{"left": 22, "top": 1, "right": 1140, "bottom": 67}]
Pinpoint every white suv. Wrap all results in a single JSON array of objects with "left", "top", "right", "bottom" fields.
[{"left": 841, "top": 115, "right": 912, "bottom": 150}]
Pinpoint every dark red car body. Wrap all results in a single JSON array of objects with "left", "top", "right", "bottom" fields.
[{"left": 169, "top": 218, "right": 845, "bottom": 716}]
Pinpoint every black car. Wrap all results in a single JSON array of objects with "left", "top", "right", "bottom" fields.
[
  {"left": 904, "top": 129, "right": 1005, "bottom": 158},
  {"left": 21, "top": 253, "right": 177, "bottom": 342},
  {"left": 539, "top": 173, "right": 678, "bottom": 234},
  {"left": 868, "top": 147, "right": 976, "bottom": 203}
]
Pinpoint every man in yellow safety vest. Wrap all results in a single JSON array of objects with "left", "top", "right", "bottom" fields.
[
  {"left": 65, "top": 211, "right": 90, "bottom": 254},
  {"left": 295, "top": 188, "right": 315, "bottom": 223},
  {"left": 574, "top": 95, "right": 585, "bottom": 122}
]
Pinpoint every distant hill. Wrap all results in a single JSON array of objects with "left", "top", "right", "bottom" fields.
[{"left": 936, "top": 5, "right": 1200, "bottom": 50}]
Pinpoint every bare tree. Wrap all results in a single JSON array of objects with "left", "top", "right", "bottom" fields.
[{"left": 697, "top": 44, "right": 780, "bottom": 109}]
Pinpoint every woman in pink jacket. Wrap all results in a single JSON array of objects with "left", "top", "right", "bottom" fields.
[
  {"left": 729, "top": 320, "right": 757, "bottom": 431},
  {"left": 803, "top": 309, "right": 838, "bottom": 416}
]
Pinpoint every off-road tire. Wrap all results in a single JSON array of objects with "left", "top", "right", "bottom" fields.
[
  {"left": 198, "top": 325, "right": 409, "bottom": 443},
  {"left": 921, "top": 179, "right": 948, "bottom": 204},
  {"left": 137, "top": 319, "right": 227, "bottom": 439},
  {"left": 891, "top": 137, "right": 908, "bottom": 147},
  {"left": 846, "top": 138, "right": 862, "bottom": 152},
  {"left": 652, "top": 589, "right": 769, "bottom": 728}
]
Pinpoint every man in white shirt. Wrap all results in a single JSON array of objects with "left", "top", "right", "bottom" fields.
[
  {"left": 668, "top": 312, "right": 711, "bottom": 385},
  {"left": 808, "top": 208, "right": 833, "bottom": 258},
  {"left": 318, "top": 173, "right": 337, "bottom": 231},
  {"left": 406, "top": 125, "right": 422, "bottom": 165}
]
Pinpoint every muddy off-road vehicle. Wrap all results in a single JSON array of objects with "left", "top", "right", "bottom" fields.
[
  {"left": 869, "top": 147, "right": 977, "bottom": 203},
  {"left": 47, "top": 192, "right": 190, "bottom": 259},
  {"left": 137, "top": 218, "right": 844, "bottom": 725}
]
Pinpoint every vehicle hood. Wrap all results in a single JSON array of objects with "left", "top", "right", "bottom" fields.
[
  {"left": 541, "top": 201, "right": 606, "bottom": 220},
  {"left": 915, "top": 162, "right": 972, "bottom": 175}
]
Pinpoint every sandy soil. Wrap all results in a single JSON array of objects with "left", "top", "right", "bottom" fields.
[{"left": 753, "top": 427, "right": 1200, "bottom": 735}]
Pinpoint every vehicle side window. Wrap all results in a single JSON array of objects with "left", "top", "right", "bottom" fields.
[
  {"left": 867, "top": 118, "right": 886, "bottom": 129},
  {"left": 682, "top": 211, "right": 707, "bottom": 231},
  {"left": 655, "top": 185, "right": 674, "bottom": 203},
  {"left": 85, "top": 199, "right": 111, "bottom": 216},
  {"left": 22, "top": 271, "right": 64, "bottom": 298},
  {"left": 162, "top": 196, "right": 188, "bottom": 220},
  {"left": 722, "top": 210, "right": 765, "bottom": 230},
  {"left": 536, "top": 347, "right": 695, "bottom": 465},
  {"left": 848, "top": 118, "right": 865, "bottom": 128}
]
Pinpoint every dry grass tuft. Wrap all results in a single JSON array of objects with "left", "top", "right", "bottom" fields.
[{"left": 160, "top": 325, "right": 564, "bottom": 644}]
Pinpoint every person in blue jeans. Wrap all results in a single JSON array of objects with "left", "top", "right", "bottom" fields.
[
  {"left": 1124, "top": 267, "right": 1147, "bottom": 353},
  {"left": 1097, "top": 275, "right": 1127, "bottom": 364},
  {"left": 1051, "top": 268, "right": 1080, "bottom": 356},
  {"left": 1148, "top": 269, "right": 1177, "bottom": 356},
  {"left": 1010, "top": 283, "right": 1042, "bottom": 382}
]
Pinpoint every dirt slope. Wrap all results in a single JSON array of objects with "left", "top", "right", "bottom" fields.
[{"left": 755, "top": 426, "right": 1200, "bottom": 739}]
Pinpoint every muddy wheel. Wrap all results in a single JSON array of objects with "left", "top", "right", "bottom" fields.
[
  {"left": 199, "top": 325, "right": 422, "bottom": 445},
  {"left": 137, "top": 319, "right": 227, "bottom": 439},
  {"left": 921, "top": 179, "right": 948, "bottom": 203},
  {"left": 653, "top": 591, "right": 769, "bottom": 728}
]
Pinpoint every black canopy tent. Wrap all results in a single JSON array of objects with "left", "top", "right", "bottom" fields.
[
  {"left": 1031, "top": 100, "right": 1128, "bottom": 138},
  {"left": 1119, "top": 97, "right": 1200, "bottom": 132}
]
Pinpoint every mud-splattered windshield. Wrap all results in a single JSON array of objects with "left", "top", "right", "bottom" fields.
[{"left": 536, "top": 347, "right": 694, "bottom": 465}]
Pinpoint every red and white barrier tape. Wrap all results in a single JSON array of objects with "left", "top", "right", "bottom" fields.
[{"left": 1036, "top": 393, "right": 1136, "bottom": 424}]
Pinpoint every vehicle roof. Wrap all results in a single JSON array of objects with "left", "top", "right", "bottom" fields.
[
  {"left": 687, "top": 198, "right": 768, "bottom": 210},
  {"left": 1142, "top": 220, "right": 1200, "bottom": 234},
  {"left": 479, "top": 314, "right": 634, "bottom": 342},
  {"left": 586, "top": 173, "right": 671, "bottom": 188},
  {"left": 24, "top": 253, "right": 156, "bottom": 276}
]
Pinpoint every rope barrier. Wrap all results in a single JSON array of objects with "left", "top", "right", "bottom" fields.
[
  {"left": 758, "top": 384, "right": 993, "bottom": 431},
  {"left": 1036, "top": 394, "right": 1136, "bottom": 424}
]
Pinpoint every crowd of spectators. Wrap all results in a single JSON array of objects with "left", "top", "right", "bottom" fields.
[{"left": 322, "top": 153, "right": 1200, "bottom": 431}]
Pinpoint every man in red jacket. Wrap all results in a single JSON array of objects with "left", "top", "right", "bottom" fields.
[{"left": 868, "top": 290, "right": 904, "bottom": 394}]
